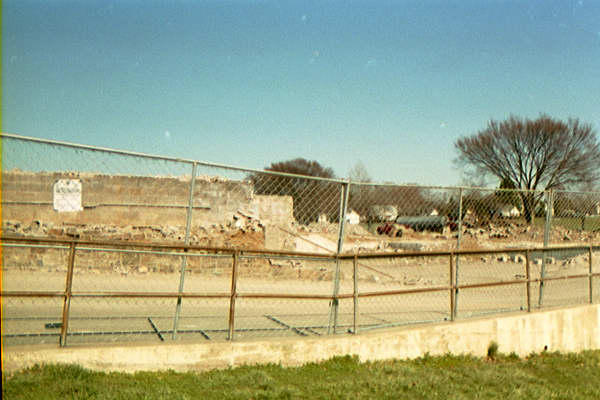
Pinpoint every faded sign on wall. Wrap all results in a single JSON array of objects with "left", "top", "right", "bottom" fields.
[{"left": 53, "top": 179, "right": 83, "bottom": 212}]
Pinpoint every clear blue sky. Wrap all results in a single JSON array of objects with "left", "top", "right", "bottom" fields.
[{"left": 2, "top": 0, "right": 599, "bottom": 186}]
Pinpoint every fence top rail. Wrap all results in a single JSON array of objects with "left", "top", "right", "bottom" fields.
[
  {"left": 8, "top": 133, "right": 600, "bottom": 194},
  {"left": 2, "top": 235, "right": 597, "bottom": 260},
  {"left": 0, "top": 132, "right": 350, "bottom": 184},
  {"left": 347, "top": 181, "right": 549, "bottom": 194},
  {"left": 1, "top": 132, "right": 200, "bottom": 165}
]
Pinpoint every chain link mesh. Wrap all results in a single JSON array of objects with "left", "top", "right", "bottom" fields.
[
  {"left": 2, "top": 134, "right": 599, "bottom": 345},
  {"left": 454, "top": 252, "right": 528, "bottom": 318},
  {"left": 535, "top": 247, "right": 594, "bottom": 309},
  {"left": 1, "top": 297, "right": 64, "bottom": 346},
  {"left": 552, "top": 191, "right": 600, "bottom": 244},
  {"left": 354, "top": 255, "right": 451, "bottom": 328},
  {"left": 1, "top": 244, "right": 68, "bottom": 345},
  {"left": 3, "top": 135, "right": 600, "bottom": 253}
]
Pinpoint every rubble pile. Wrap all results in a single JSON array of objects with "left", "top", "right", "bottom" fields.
[
  {"left": 229, "top": 210, "right": 263, "bottom": 233},
  {"left": 2, "top": 214, "right": 268, "bottom": 276},
  {"left": 3, "top": 214, "right": 597, "bottom": 279},
  {"left": 2, "top": 210, "right": 267, "bottom": 248}
]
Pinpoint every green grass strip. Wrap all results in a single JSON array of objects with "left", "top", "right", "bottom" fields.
[{"left": 3, "top": 350, "right": 600, "bottom": 399}]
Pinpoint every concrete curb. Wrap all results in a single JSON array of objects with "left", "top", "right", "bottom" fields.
[{"left": 3, "top": 304, "right": 599, "bottom": 374}]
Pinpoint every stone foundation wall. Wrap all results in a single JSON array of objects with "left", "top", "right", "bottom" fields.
[{"left": 2, "top": 170, "right": 293, "bottom": 230}]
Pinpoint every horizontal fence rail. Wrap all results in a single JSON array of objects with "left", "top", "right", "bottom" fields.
[{"left": 2, "top": 236, "right": 598, "bottom": 346}]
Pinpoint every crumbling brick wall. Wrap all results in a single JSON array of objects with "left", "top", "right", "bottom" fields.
[{"left": 1, "top": 170, "right": 293, "bottom": 229}]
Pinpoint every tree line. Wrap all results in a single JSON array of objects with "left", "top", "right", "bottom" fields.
[{"left": 248, "top": 115, "right": 600, "bottom": 225}]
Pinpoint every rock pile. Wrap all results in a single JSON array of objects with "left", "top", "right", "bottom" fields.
[{"left": 2, "top": 210, "right": 268, "bottom": 248}]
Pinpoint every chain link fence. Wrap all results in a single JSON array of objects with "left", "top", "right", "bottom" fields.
[
  {"left": 2, "top": 133, "right": 599, "bottom": 346},
  {"left": 2, "top": 133, "right": 599, "bottom": 254},
  {"left": 2, "top": 237, "right": 598, "bottom": 346}
]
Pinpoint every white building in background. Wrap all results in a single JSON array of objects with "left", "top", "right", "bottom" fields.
[
  {"left": 346, "top": 210, "right": 360, "bottom": 225},
  {"left": 498, "top": 204, "right": 521, "bottom": 218}
]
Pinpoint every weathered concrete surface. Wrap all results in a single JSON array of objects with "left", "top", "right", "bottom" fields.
[
  {"left": 2, "top": 170, "right": 293, "bottom": 229},
  {"left": 3, "top": 304, "right": 599, "bottom": 374}
]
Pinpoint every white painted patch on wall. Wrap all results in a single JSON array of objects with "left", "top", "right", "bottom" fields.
[{"left": 53, "top": 179, "right": 83, "bottom": 212}]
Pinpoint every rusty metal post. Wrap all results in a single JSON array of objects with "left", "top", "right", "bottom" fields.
[
  {"left": 589, "top": 246, "right": 594, "bottom": 304},
  {"left": 59, "top": 241, "right": 77, "bottom": 347},
  {"left": 227, "top": 251, "right": 239, "bottom": 341},
  {"left": 525, "top": 249, "right": 531, "bottom": 312},
  {"left": 449, "top": 253, "right": 455, "bottom": 321},
  {"left": 172, "top": 162, "right": 198, "bottom": 340},
  {"left": 353, "top": 252, "right": 358, "bottom": 335}
]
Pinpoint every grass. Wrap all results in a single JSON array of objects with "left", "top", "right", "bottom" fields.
[
  {"left": 534, "top": 216, "right": 600, "bottom": 232},
  {"left": 551, "top": 216, "right": 600, "bottom": 232},
  {"left": 3, "top": 350, "right": 600, "bottom": 399}
]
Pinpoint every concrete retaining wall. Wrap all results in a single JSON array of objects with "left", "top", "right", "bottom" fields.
[
  {"left": 2, "top": 170, "right": 293, "bottom": 228},
  {"left": 3, "top": 304, "right": 599, "bottom": 374}
]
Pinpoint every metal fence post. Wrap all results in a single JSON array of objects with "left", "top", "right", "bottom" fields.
[
  {"left": 227, "top": 251, "right": 240, "bottom": 341},
  {"left": 59, "top": 241, "right": 77, "bottom": 347},
  {"left": 453, "top": 188, "right": 463, "bottom": 317},
  {"left": 525, "top": 249, "right": 531, "bottom": 312},
  {"left": 328, "top": 181, "right": 350, "bottom": 334},
  {"left": 353, "top": 252, "right": 359, "bottom": 335},
  {"left": 539, "top": 189, "right": 553, "bottom": 306},
  {"left": 336, "top": 181, "right": 350, "bottom": 255},
  {"left": 589, "top": 246, "right": 594, "bottom": 304},
  {"left": 449, "top": 253, "right": 455, "bottom": 321},
  {"left": 172, "top": 162, "right": 198, "bottom": 340}
]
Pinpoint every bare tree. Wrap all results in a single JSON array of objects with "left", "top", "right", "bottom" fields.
[
  {"left": 455, "top": 115, "right": 600, "bottom": 223},
  {"left": 247, "top": 158, "right": 339, "bottom": 224},
  {"left": 265, "top": 158, "right": 336, "bottom": 179},
  {"left": 348, "top": 161, "right": 371, "bottom": 183},
  {"left": 495, "top": 178, "right": 521, "bottom": 208},
  {"left": 347, "top": 161, "right": 372, "bottom": 218}
]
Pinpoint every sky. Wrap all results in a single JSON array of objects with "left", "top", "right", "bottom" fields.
[{"left": 2, "top": 0, "right": 600, "bottom": 186}]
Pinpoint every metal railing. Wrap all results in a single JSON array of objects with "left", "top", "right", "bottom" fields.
[{"left": 2, "top": 235, "right": 598, "bottom": 347}]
